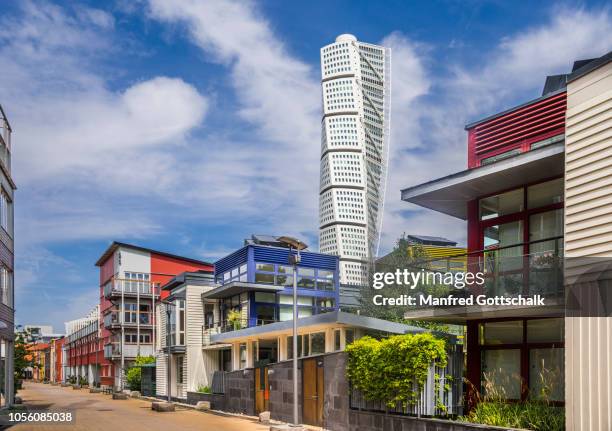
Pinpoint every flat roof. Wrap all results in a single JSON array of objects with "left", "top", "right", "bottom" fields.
[
  {"left": 201, "top": 281, "right": 284, "bottom": 299},
  {"left": 210, "top": 311, "right": 430, "bottom": 344},
  {"left": 567, "top": 51, "right": 612, "bottom": 83},
  {"left": 95, "top": 241, "right": 213, "bottom": 267},
  {"left": 162, "top": 271, "right": 215, "bottom": 291},
  {"left": 400, "top": 142, "right": 564, "bottom": 220}
]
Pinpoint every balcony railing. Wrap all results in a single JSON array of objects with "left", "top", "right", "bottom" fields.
[
  {"left": 383, "top": 236, "right": 564, "bottom": 305},
  {"left": 202, "top": 318, "right": 277, "bottom": 346},
  {"left": 104, "top": 342, "right": 154, "bottom": 359},
  {"left": 103, "top": 278, "right": 160, "bottom": 299},
  {"left": 103, "top": 311, "right": 153, "bottom": 329}
]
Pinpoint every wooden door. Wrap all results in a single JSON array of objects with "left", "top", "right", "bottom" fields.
[
  {"left": 255, "top": 366, "right": 269, "bottom": 414},
  {"left": 302, "top": 358, "right": 324, "bottom": 426}
]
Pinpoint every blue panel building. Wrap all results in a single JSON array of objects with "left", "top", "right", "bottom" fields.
[{"left": 206, "top": 235, "right": 340, "bottom": 329}]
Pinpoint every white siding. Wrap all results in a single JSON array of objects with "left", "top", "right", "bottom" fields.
[
  {"left": 117, "top": 247, "right": 150, "bottom": 277},
  {"left": 155, "top": 353, "right": 167, "bottom": 397},
  {"left": 185, "top": 284, "right": 219, "bottom": 392},
  {"left": 565, "top": 60, "right": 612, "bottom": 431}
]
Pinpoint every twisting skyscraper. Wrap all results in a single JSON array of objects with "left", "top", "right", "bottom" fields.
[{"left": 318, "top": 34, "right": 391, "bottom": 285}]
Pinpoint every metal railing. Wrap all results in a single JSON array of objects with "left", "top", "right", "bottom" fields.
[
  {"left": 379, "top": 237, "right": 564, "bottom": 302},
  {"left": 103, "top": 278, "right": 161, "bottom": 298},
  {"left": 103, "top": 311, "right": 153, "bottom": 328},
  {"left": 202, "top": 318, "right": 277, "bottom": 345}
]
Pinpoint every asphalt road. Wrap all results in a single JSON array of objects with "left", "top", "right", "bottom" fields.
[{"left": 2, "top": 382, "right": 271, "bottom": 431}]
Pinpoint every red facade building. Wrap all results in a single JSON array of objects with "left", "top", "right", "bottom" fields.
[{"left": 95, "top": 242, "right": 212, "bottom": 388}]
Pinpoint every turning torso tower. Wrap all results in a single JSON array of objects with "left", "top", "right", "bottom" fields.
[{"left": 318, "top": 34, "right": 391, "bottom": 286}]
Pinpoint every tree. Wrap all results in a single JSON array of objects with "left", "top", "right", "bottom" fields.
[
  {"left": 125, "top": 355, "right": 155, "bottom": 391},
  {"left": 14, "top": 330, "right": 36, "bottom": 379}
]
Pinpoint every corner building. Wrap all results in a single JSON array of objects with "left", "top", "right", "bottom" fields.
[{"left": 319, "top": 34, "right": 391, "bottom": 286}]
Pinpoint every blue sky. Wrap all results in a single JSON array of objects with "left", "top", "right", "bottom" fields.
[{"left": 1, "top": 0, "right": 611, "bottom": 332}]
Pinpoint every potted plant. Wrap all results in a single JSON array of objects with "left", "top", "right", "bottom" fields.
[
  {"left": 227, "top": 309, "right": 242, "bottom": 331},
  {"left": 79, "top": 376, "right": 89, "bottom": 388}
]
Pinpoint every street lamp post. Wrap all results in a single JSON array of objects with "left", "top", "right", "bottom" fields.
[
  {"left": 277, "top": 236, "right": 308, "bottom": 429},
  {"left": 163, "top": 301, "right": 175, "bottom": 404}
]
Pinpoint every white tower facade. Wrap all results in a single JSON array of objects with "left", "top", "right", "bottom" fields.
[{"left": 318, "top": 34, "right": 391, "bottom": 286}]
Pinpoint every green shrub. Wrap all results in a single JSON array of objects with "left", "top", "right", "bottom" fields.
[
  {"left": 197, "top": 385, "right": 211, "bottom": 394},
  {"left": 346, "top": 333, "right": 447, "bottom": 408},
  {"left": 459, "top": 401, "right": 564, "bottom": 431},
  {"left": 125, "top": 355, "right": 155, "bottom": 391}
]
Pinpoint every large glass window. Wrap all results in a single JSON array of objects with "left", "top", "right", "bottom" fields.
[
  {"left": 482, "top": 349, "right": 521, "bottom": 399},
  {"left": 479, "top": 189, "right": 524, "bottom": 220},
  {"left": 528, "top": 178, "right": 564, "bottom": 209},
  {"left": 480, "top": 321, "right": 523, "bottom": 345},
  {"left": 529, "top": 209, "right": 563, "bottom": 253},
  {"left": 529, "top": 348, "right": 564, "bottom": 401},
  {"left": 478, "top": 318, "right": 564, "bottom": 401}
]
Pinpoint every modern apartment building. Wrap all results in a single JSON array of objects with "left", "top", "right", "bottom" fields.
[
  {"left": 0, "top": 105, "right": 15, "bottom": 408},
  {"left": 318, "top": 34, "right": 391, "bottom": 286},
  {"left": 95, "top": 241, "right": 212, "bottom": 389},
  {"left": 157, "top": 234, "right": 340, "bottom": 400},
  {"left": 64, "top": 306, "right": 101, "bottom": 385},
  {"left": 401, "top": 51, "right": 612, "bottom": 426}
]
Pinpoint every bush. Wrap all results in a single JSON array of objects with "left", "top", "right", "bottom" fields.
[
  {"left": 78, "top": 376, "right": 88, "bottom": 386},
  {"left": 125, "top": 355, "right": 155, "bottom": 391},
  {"left": 346, "top": 333, "right": 447, "bottom": 408},
  {"left": 197, "top": 385, "right": 211, "bottom": 394},
  {"left": 459, "top": 401, "right": 564, "bottom": 431}
]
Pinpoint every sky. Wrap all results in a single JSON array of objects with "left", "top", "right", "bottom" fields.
[{"left": 1, "top": 0, "right": 611, "bottom": 332}]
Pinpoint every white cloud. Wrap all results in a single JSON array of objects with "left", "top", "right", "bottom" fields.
[{"left": 379, "top": 8, "right": 612, "bottom": 253}]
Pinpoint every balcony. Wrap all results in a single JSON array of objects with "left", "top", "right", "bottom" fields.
[
  {"left": 104, "top": 342, "right": 154, "bottom": 360},
  {"left": 103, "top": 278, "right": 160, "bottom": 299},
  {"left": 396, "top": 238, "right": 564, "bottom": 321},
  {"left": 202, "top": 318, "right": 277, "bottom": 346},
  {"left": 102, "top": 310, "right": 153, "bottom": 330}
]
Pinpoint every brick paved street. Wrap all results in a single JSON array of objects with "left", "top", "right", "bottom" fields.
[{"left": 2, "top": 382, "right": 271, "bottom": 431}]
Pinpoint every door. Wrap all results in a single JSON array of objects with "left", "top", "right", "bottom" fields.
[
  {"left": 302, "top": 358, "right": 324, "bottom": 426},
  {"left": 254, "top": 366, "right": 269, "bottom": 414}
]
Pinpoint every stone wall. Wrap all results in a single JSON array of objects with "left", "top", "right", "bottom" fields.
[
  {"left": 268, "top": 359, "right": 303, "bottom": 424},
  {"left": 185, "top": 368, "right": 253, "bottom": 415}
]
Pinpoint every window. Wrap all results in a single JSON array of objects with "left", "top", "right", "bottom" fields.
[
  {"left": 255, "top": 292, "right": 276, "bottom": 303},
  {"left": 239, "top": 343, "right": 247, "bottom": 369},
  {"left": 480, "top": 321, "right": 523, "bottom": 345},
  {"left": 256, "top": 262, "right": 274, "bottom": 272},
  {"left": 310, "top": 332, "right": 325, "bottom": 355},
  {"left": 529, "top": 348, "right": 564, "bottom": 401},
  {"left": 482, "top": 349, "right": 521, "bottom": 399},
  {"left": 139, "top": 304, "right": 151, "bottom": 324},
  {"left": 334, "top": 330, "right": 341, "bottom": 351},
  {"left": 478, "top": 318, "right": 564, "bottom": 401},
  {"left": 124, "top": 333, "right": 138, "bottom": 344},
  {"left": 528, "top": 178, "right": 563, "bottom": 209},
  {"left": 124, "top": 272, "right": 151, "bottom": 294},
  {"left": 345, "top": 329, "right": 355, "bottom": 345},
  {"left": 0, "top": 266, "right": 12, "bottom": 307},
  {"left": 124, "top": 303, "right": 137, "bottom": 323},
  {"left": 0, "top": 191, "right": 11, "bottom": 234},
  {"left": 479, "top": 188, "right": 524, "bottom": 220}
]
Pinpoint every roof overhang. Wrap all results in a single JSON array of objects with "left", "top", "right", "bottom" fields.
[
  {"left": 400, "top": 143, "right": 565, "bottom": 220},
  {"left": 201, "top": 281, "right": 284, "bottom": 300},
  {"left": 210, "top": 311, "right": 429, "bottom": 344}
]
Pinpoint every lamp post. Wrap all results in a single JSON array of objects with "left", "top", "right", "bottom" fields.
[
  {"left": 277, "top": 236, "right": 308, "bottom": 428},
  {"left": 162, "top": 300, "right": 175, "bottom": 403}
]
